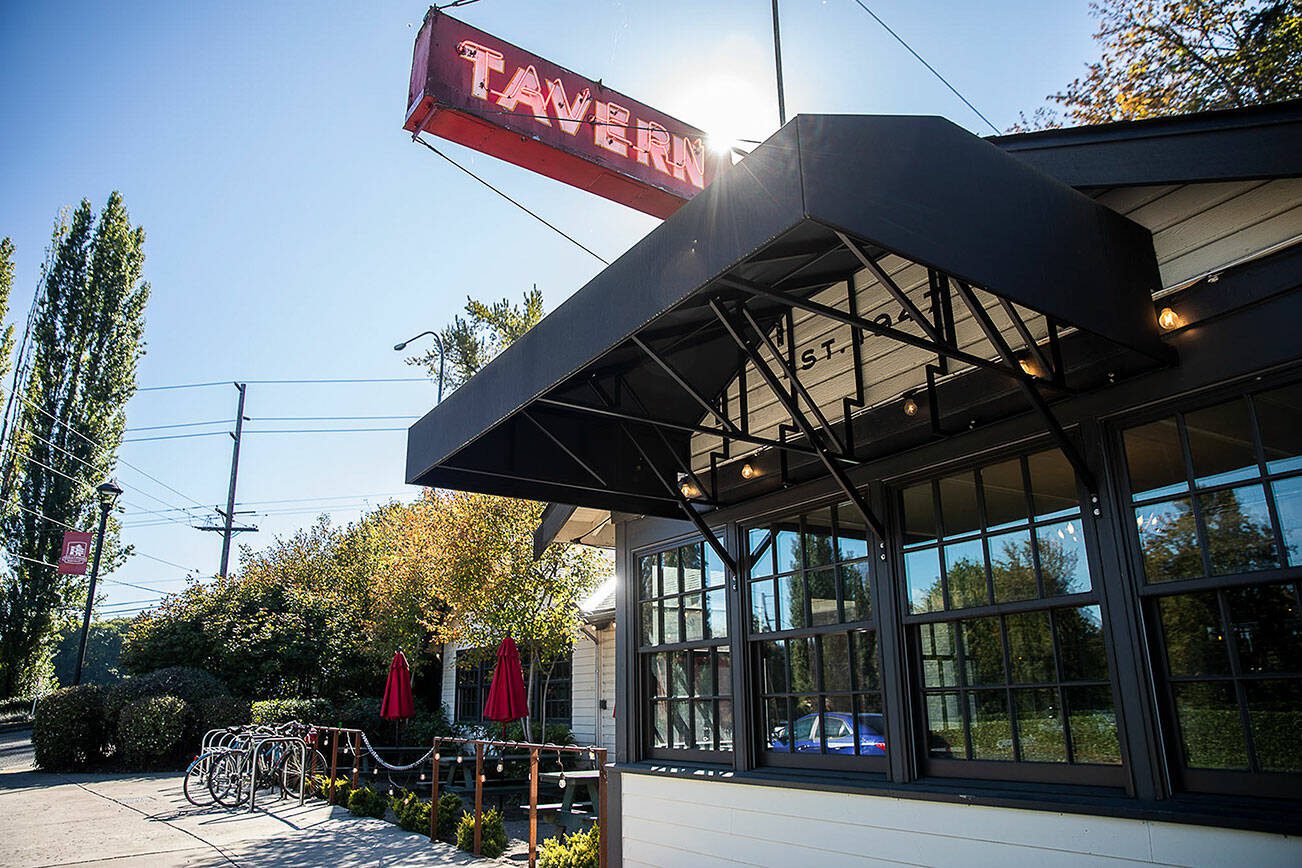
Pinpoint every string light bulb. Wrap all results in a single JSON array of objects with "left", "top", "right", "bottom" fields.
[
  {"left": 1158, "top": 307, "right": 1181, "bottom": 330},
  {"left": 496, "top": 760, "right": 504, "bottom": 774},
  {"left": 740, "top": 462, "right": 758, "bottom": 480},
  {"left": 902, "top": 395, "right": 919, "bottom": 417}
]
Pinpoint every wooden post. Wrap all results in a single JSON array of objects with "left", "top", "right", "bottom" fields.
[
  {"left": 597, "top": 748, "right": 608, "bottom": 868},
  {"left": 350, "top": 732, "right": 360, "bottom": 788},
  {"left": 328, "top": 729, "right": 339, "bottom": 805},
  {"left": 529, "top": 747, "right": 539, "bottom": 868},
  {"left": 429, "top": 737, "right": 440, "bottom": 841},
  {"left": 474, "top": 742, "right": 484, "bottom": 855}
]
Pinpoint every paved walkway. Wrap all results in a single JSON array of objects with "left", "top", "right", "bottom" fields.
[{"left": 0, "top": 729, "right": 505, "bottom": 867}]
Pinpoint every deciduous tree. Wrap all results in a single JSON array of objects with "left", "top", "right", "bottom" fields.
[{"left": 1014, "top": 0, "right": 1302, "bottom": 130}]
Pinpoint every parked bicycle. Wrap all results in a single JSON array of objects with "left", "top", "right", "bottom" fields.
[{"left": 182, "top": 721, "right": 326, "bottom": 810}]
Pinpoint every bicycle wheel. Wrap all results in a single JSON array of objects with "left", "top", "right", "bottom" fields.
[
  {"left": 208, "top": 751, "right": 249, "bottom": 809},
  {"left": 282, "top": 749, "right": 327, "bottom": 799},
  {"left": 183, "top": 752, "right": 218, "bottom": 807}
]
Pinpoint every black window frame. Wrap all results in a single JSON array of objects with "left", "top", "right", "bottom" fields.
[
  {"left": 1113, "top": 374, "right": 1302, "bottom": 800},
  {"left": 636, "top": 535, "right": 733, "bottom": 763},
  {"left": 891, "top": 445, "right": 1129, "bottom": 788},
  {"left": 743, "top": 500, "right": 887, "bottom": 774}
]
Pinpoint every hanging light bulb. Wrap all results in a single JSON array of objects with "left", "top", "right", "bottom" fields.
[
  {"left": 420, "top": 772, "right": 426, "bottom": 781},
  {"left": 902, "top": 394, "right": 919, "bottom": 417},
  {"left": 678, "top": 473, "right": 701, "bottom": 498},
  {"left": 456, "top": 755, "right": 463, "bottom": 764},
  {"left": 388, "top": 788, "right": 394, "bottom": 797},
  {"left": 740, "top": 462, "right": 758, "bottom": 480},
  {"left": 352, "top": 767, "right": 359, "bottom": 774},
  {"left": 434, "top": 752, "right": 441, "bottom": 762},
  {"left": 372, "top": 767, "right": 378, "bottom": 776},
  {"left": 558, "top": 770, "right": 567, "bottom": 789},
  {"left": 1158, "top": 307, "right": 1181, "bottom": 330},
  {"left": 496, "top": 759, "right": 504, "bottom": 774}
]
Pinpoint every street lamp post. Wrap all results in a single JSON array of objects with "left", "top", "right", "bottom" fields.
[
  {"left": 394, "top": 330, "right": 447, "bottom": 403},
  {"left": 73, "top": 478, "right": 123, "bottom": 686}
]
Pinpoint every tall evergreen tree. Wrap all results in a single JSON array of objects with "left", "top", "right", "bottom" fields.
[{"left": 0, "top": 194, "right": 150, "bottom": 697}]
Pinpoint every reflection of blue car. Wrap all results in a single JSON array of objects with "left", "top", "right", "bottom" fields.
[{"left": 771, "top": 712, "right": 887, "bottom": 755}]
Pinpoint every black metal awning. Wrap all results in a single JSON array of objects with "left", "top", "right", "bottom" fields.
[{"left": 406, "top": 114, "right": 1169, "bottom": 565}]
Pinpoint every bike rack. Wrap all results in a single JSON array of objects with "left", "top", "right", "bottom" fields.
[{"left": 242, "top": 734, "right": 308, "bottom": 812}]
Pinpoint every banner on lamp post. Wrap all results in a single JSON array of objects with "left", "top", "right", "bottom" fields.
[{"left": 57, "top": 531, "right": 94, "bottom": 576}]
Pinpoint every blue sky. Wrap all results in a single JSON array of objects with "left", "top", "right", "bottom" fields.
[{"left": 0, "top": 1, "right": 1097, "bottom": 613}]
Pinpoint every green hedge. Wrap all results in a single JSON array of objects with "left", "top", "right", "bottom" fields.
[
  {"left": 347, "top": 785, "right": 388, "bottom": 819},
  {"left": 436, "top": 792, "right": 463, "bottom": 841},
  {"left": 193, "top": 695, "right": 250, "bottom": 734},
  {"left": 250, "top": 698, "right": 331, "bottom": 725},
  {"left": 118, "top": 695, "right": 189, "bottom": 769},
  {"left": 456, "top": 807, "right": 507, "bottom": 858},
  {"left": 32, "top": 685, "right": 107, "bottom": 770},
  {"left": 539, "top": 825, "right": 599, "bottom": 868},
  {"left": 391, "top": 792, "right": 430, "bottom": 833},
  {"left": 105, "top": 667, "right": 226, "bottom": 746}
]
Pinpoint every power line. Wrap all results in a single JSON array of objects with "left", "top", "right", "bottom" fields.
[
  {"left": 130, "top": 550, "right": 200, "bottom": 572},
  {"left": 123, "top": 431, "right": 228, "bottom": 444},
  {"left": 136, "top": 377, "right": 432, "bottom": 392},
  {"left": 125, "top": 419, "right": 228, "bottom": 432},
  {"left": 848, "top": 0, "right": 1000, "bottom": 135},
  {"left": 413, "top": 134, "right": 610, "bottom": 265}
]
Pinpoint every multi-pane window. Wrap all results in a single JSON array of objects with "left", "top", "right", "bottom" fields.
[
  {"left": 746, "top": 502, "right": 883, "bottom": 767},
  {"left": 900, "top": 449, "right": 1123, "bottom": 778},
  {"left": 639, "top": 539, "right": 732, "bottom": 755},
  {"left": 1122, "top": 382, "right": 1302, "bottom": 794},
  {"left": 455, "top": 649, "right": 573, "bottom": 727}
]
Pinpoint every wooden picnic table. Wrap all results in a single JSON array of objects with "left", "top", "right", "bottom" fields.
[{"left": 535, "top": 769, "right": 599, "bottom": 833}]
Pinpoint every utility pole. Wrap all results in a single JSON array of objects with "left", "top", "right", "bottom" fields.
[
  {"left": 192, "top": 383, "right": 257, "bottom": 576},
  {"left": 771, "top": 0, "right": 787, "bottom": 126}
]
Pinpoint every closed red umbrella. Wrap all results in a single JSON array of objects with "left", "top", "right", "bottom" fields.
[
  {"left": 380, "top": 650, "right": 414, "bottom": 720},
  {"left": 483, "top": 636, "right": 528, "bottom": 733}
]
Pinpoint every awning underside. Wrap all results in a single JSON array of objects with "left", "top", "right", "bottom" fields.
[{"left": 406, "top": 115, "right": 1170, "bottom": 533}]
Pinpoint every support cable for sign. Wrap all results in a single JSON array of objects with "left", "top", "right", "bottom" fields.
[
  {"left": 412, "top": 134, "right": 610, "bottom": 266},
  {"left": 848, "top": 0, "right": 1000, "bottom": 135}
]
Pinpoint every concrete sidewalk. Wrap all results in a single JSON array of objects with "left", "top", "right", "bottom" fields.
[{"left": 0, "top": 729, "right": 502, "bottom": 867}]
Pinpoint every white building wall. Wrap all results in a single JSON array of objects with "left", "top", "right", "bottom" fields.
[
  {"left": 620, "top": 774, "right": 1301, "bottom": 868},
  {"left": 570, "top": 634, "right": 598, "bottom": 744},
  {"left": 598, "top": 623, "right": 616, "bottom": 750},
  {"left": 439, "top": 641, "right": 460, "bottom": 719}
]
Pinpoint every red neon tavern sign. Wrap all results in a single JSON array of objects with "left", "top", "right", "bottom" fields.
[{"left": 404, "top": 9, "right": 727, "bottom": 219}]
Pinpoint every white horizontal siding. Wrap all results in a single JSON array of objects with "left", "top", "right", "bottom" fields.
[
  {"left": 599, "top": 624, "right": 617, "bottom": 749},
  {"left": 571, "top": 636, "right": 598, "bottom": 744},
  {"left": 620, "top": 774, "right": 1300, "bottom": 868},
  {"left": 440, "top": 641, "right": 460, "bottom": 720}
]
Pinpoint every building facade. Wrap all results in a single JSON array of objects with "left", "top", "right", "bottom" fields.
[{"left": 406, "top": 104, "right": 1302, "bottom": 865}]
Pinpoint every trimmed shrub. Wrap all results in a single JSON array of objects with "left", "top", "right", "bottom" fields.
[
  {"left": 436, "top": 791, "right": 463, "bottom": 841},
  {"left": 0, "top": 695, "right": 34, "bottom": 726},
  {"left": 455, "top": 807, "right": 507, "bottom": 858},
  {"left": 309, "top": 774, "right": 353, "bottom": 806},
  {"left": 250, "top": 697, "right": 331, "bottom": 726},
  {"left": 117, "top": 694, "right": 190, "bottom": 769},
  {"left": 105, "top": 667, "right": 225, "bottom": 722},
  {"left": 539, "top": 825, "right": 600, "bottom": 868},
  {"left": 391, "top": 791, "right": 430, "bottom": 833},
  {"left": 32, "top": 684, "right": 107, "bottom": 770},
  {"left": 406, "top": 704, "right": 460, "bottom": 746},
  {"left": 347, "top": 785, "right": 388, "bottom": 819},
  {"left": 193, "top": 695, "right": 250, "bottom": 735}
]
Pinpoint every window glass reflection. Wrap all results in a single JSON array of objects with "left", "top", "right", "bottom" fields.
[
  {"left": 804, "top": 507, "right": 834, "bottom": 569},
  {"left": 968, "top": 691, "right": 1014, "bottom": 760},
  {"left": 749, "top": 527, "right": 774, "bottom": 577},
  {"left": 1186, "top": 399, "right": 1258, "bottom": 489},
  {"left": 836, "top": 503, "right": 870, "bottom": 560},
  {"left": 705, "top": 587, "right": 728, "bottom": 639},
  {"left": 940, "top": 471, "right": 981, "bottom": 537},
  {"left": 1244, "top": 680, "right": 1302, "bottom": 773},
  {"left": 1015, "top": 688, "right": 1067, "bottom": 762},
  {"left": 905, "top": 548, "right": 943, "bottom": 614},
  {"left": 945, "top": 539, "right": 987, "bottom": 608},
  {"left": 1135, "top": 498, "right": 1201, "bottom": 583},
  {"left": 751, "top": 579, "right": 777, "bottom": 633},
  {"left": 925, "top": 692, "right": 963, "bottom": 758},
  {"left": 1065, "top": 686, "right": 1121, "bottom": 764},
  {"left": 1036, "top": 519, "right": 1090, "bottom": 595},
  {"left": 920, "top": 622, "right": 958, "bottom": 688},
  {"left": 1056, "top": 605, "right": 1108, "bottom": 682},
  {"left": 903, "top": 483, "right": 937, "bottom": 546},
  {"left": 961, "top": 617, "right": 1005, "bottom": 685},
  {"left": 989, "top": 528, "right": 1036, "bottom": 602},
  {"left": 681, "top": 544, "right": 704, "bottom": 592},
  {"left": 840, "top": 563, "right": 871, "bottom": 622},
  {"left": 982, "top": 458, "right": 1027, "bottom": 529},
  {"left": 1226, "top": 583, "right": 1301, "bottom": 674},
  {"left": 808, "top": 567, "right": 838, "bottom": 627},
  {"left": 1256, "top": 383, "right": 1302, "bottom": 474},
  {"left": 1273, "top": 476, "right": 1302, "bottom": 567},
  {"left": 1159, "top": 592, "right": 1230, "bottom": 677},
  {"left": 1028, "top": 449, "right": 1079, "bottom": 519},
  {"left": 776, "top": 527, "right": 801, "bottom": 574},
  {"left": 1005, "top": 611, "right": 1055, "bottom": 684},
  {"left": 1200, "top": 484, "right": 1278, "bottom": 575},
  {"left": 1124, "top": 418, "right": 1187, "bottom": 500},
  {"left": 1173, "top": 682, "right": 1248, "bottom": 770}
]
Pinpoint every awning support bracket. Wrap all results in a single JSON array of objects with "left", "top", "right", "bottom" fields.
[
  {"left": 588, "top": 380, "right": 738, "bottom": 576},
  {"left": 710, "top": 298, "right": 888, "bottom": 543},
  {"left": 521, "top": 410, "right": 608, "bottom": 488},
  {"left": 631, "top": 335, "right": 740, "bottom": 436},
  {"left": 952, "top": 280, "right": 1099, "bottom": 498},
  {"left": 616, "top": 376, "right": 715, "bottom": 505}
]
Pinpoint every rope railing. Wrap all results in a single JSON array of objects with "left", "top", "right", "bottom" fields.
[{"left": 356, "top": 730, "right": 435, "bottom": 772}]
